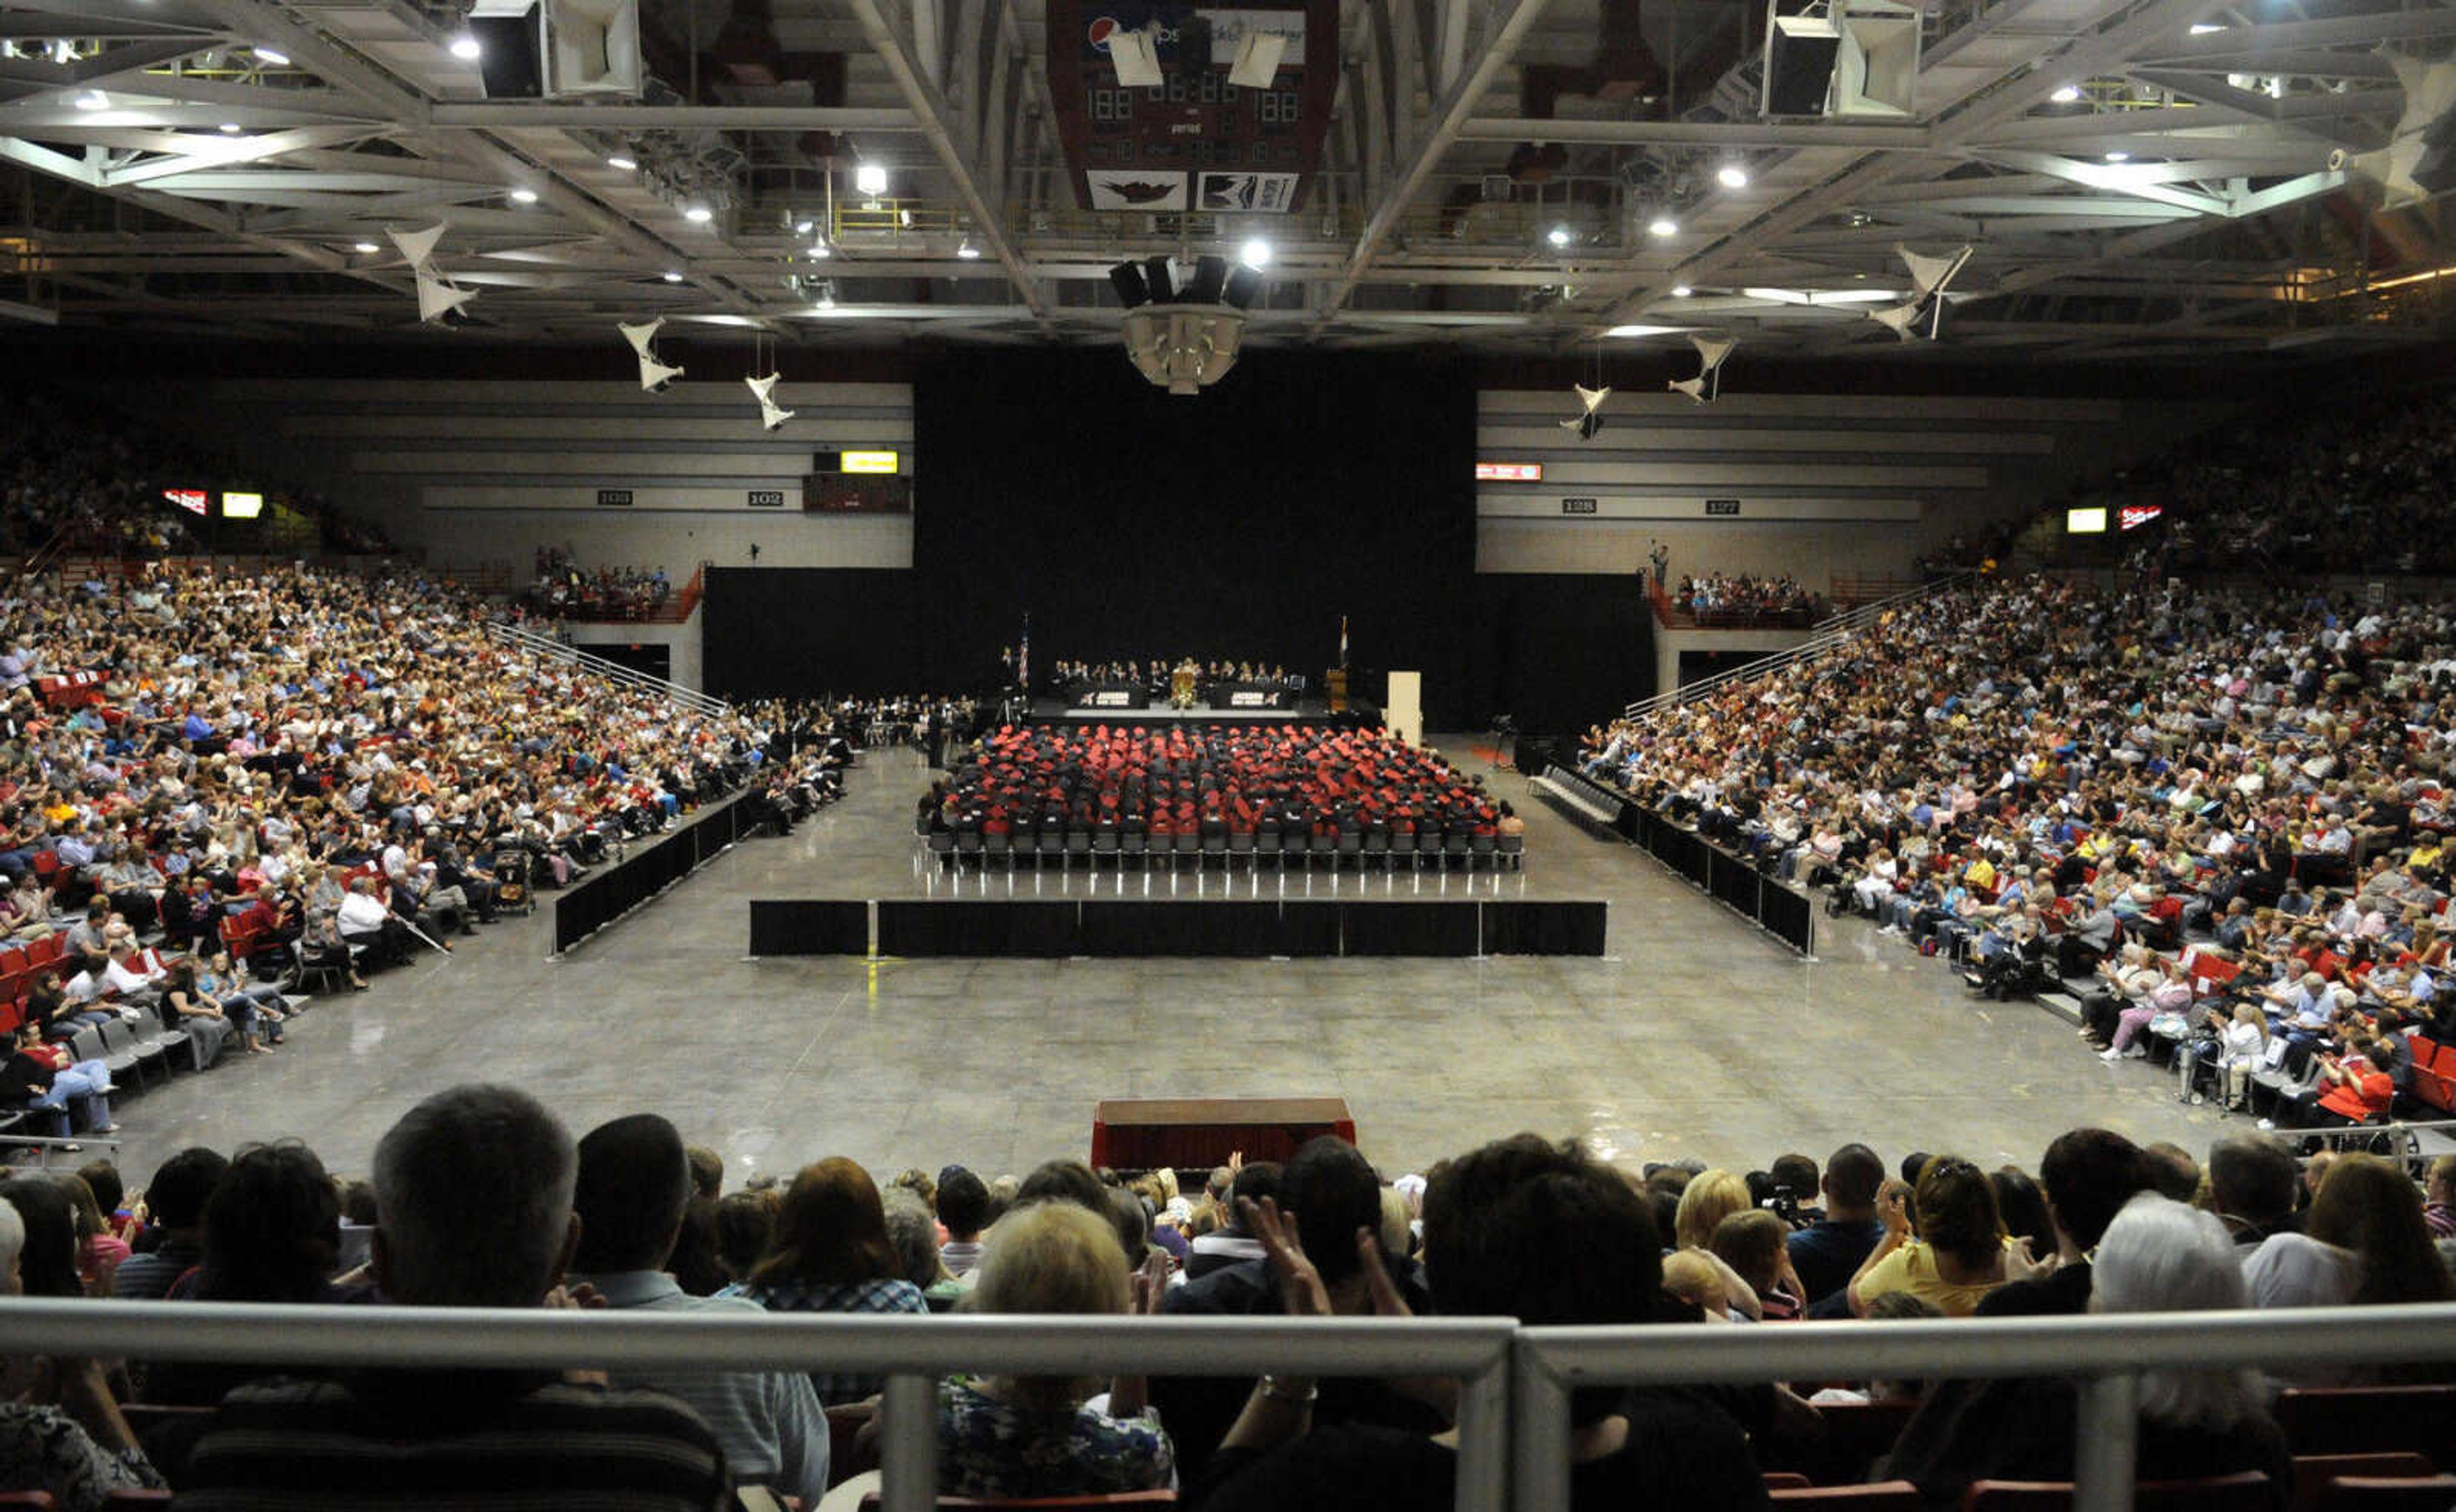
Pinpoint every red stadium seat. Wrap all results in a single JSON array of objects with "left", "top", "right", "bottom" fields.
[
  {"left": 1775, "top": 1486, "right": 1924, "bottom": 1511},
  {"left": 1961, "top": 1472, "right": 2273, "bottom": 1511},
  {"left": 2318, "top": 1477, "right": 2456, "bottom": 1511},
  {"left": 2292, "top": 1454, "right": 2437, "bottom": 1512}
]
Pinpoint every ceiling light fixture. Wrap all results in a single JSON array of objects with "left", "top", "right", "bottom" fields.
[
  {"left": 956, "top": 239, "right": 980, "bottom": 259},
  {"left": 1547, "top": 224, "right": 1572, "bottom": 247},
  {"left": 683, "top": 203, "right": 714, "bottom": 224},
  {"left": 509, "top": 187, "right": 539, "bottom": 204},
  {"left": 794, "top": 217, "right": 814, "bottom": 234},
  {"left": 352, "top": 241, "right": 380, "bottom": 253},
  {"left": 2050, "top": 84, "right": 2081, "bottom": 102},
  {"left": 2103, "top": 149, "right": 2130, "bottom": 162},
  {"left": 808, "top": 242, "right": 830, "bottom": 258},
  {"left": 253, "top": 45, "right": 288, "bottom": 65},
  {"left": 1648, "top": 216, "right": 1680, "bottom": 237},
  {"left": 1671, "top": 284, "right": 1695, "bottom": 297},
  {"left": 448, "top": 32, "right": 481, "bottom": 59},
  {"left": 814, "top": 283, "right": 837, "bottom": 311},
  {"left": 1717, "top": 162, "right": 1750, "bottom": 189},
  {"left": 854, "top": 162, "right": 888, "bottom": 197},
  {"left": 1239, "top": 237, "right": 1271, "bottom": 269},
  {"left": 606, "top": 153, "right": 636, "bottom": 171},
  {"left": 217, "top": 121, "right": 243, "bottom": 134},
  {"left": 663, "top": 270, "right": 684, "bottom": 283},
  {"left": 72, "top": 89, "right": 107, "bottom": 110}
]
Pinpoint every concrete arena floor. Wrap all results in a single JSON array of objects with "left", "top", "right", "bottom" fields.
[{"left": 111, "top": 737, "right": 2228, "bottom": 1189}]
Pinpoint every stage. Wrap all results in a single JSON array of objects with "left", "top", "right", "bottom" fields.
[{"left": 1025, "top": 697, "right": 1380, "bottom": 728}]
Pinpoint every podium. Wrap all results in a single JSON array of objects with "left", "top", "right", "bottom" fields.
[
  {"left": 1092, "top": 1097, "right": 1357, "bottom": 1170},
  {"left": 1326, "top": 668, "right": 1349, "bottom": 713}
]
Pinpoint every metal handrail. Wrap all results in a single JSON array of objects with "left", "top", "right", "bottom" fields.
[
  {"left": 1619, "top": 568, "right": 1980, "bottom": 720},
  {"left": 0, "top": 1299, "right": 2450, "bottom": 1512},
  {"left": 1517, "top": 1303, "right": 2456, "bottom": 1512},
  {"left": 482, "top": 619, "right": 731, "bottom": 720},
  {"left": 0, "top": 1303, "right": 1516, "bottom": 1512}
]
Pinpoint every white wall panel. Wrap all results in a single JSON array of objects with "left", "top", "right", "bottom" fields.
[
  {"left": 122, "top": 377, "right": 919, "bottom": 579},
  {"left": 1474, "top": 388, "right": 2154, "bottom": 581}
]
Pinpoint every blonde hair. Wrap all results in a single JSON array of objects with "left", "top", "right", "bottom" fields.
[
  {"left": 1660, "top": 1250, "right": 1726, "bottom": 1315},
  {"left": 1674, "top": 1169, "right": 1753, "bottom": 1252},
  {"left": 1378, "top": 1186, "right": 1412, "bottom": 1258},
  {"left": 967, "top": 1202, "right": 1130, "bottom": 1414}
]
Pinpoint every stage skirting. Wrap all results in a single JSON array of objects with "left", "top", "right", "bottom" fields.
[{"left": 748, "top": 897, "right": 1605, "bottom": 958}]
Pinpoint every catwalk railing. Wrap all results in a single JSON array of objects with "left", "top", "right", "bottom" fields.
[
  {"left": 482, "top": 617, "right": 730, "bottom": 720},
  {"left": 2, "top": 1300, "right": 2452, "bottom": 1512},
  {"left": 1620, "top": 568, "right": 1980, "bottom": 720}
]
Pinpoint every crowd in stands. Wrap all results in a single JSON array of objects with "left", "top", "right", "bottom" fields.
[
  {"left": 2079, "top": 386, "right": 2456, "bottom": 576},
  {"left": 0, "top": 1093, "right": 2439, "bottom": 1511},
  {"left": 1673, "top": 572, "right": 1825, "bottom": 627},
  {"left": 0, "top": 386, "right": 392, "bottom": 562},
  {"left": 519, "top": 547, "right": 677, "bottom": 621},
  {"left": 1579, "top": 571, "right": 2456, "bottom": 1130},
  {"left": 0, "top": 556, "right": 832, "bottom": 1133},
  {"left": 925, "top": 724, "right": 1517, "bottom": 848}
]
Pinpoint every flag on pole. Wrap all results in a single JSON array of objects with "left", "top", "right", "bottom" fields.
[
  {"left": 1338, "top": 615, "right": 1349, "bottom": 667},
  {"left": 1019, "top": 611, "right": 1030, "bottom": 691}
]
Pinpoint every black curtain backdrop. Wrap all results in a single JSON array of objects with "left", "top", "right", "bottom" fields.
[
  {"left": 909, "top": 350, "right": 1477, "bottom": 725},
  {"left": 1468, "top": 574, "right": 1656, "bottom": 739},
  {"left": 702, "top": 567, "right": 921, "bottom": 701},
  {"left": 698, "top": 356, "right": 1654, "bottom": 731}
]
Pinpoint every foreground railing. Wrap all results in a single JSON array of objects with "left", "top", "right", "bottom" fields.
[
  {"left": 1523, "top": 1306, "right": 2456, "bottom": 1512},
  {"left": 3, "top": 1300, "right": 2453, "bottom": 1512},
  {"left": 0, "top": 1304, "right": 1514, "bottom": 1512}
]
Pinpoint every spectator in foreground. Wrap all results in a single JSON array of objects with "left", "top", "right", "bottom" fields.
[
  {"left": 934, "top": 1199, "right": 1172, "bottom": 1500},
  {"left": 107, "top": 1149, "right": 226, "bottom": 1301},
  {"left": 742, "top": 1157, "right": 929, "bottom": 1406},
  {"left": 1790, "top": 1144, "right": 1886, "bottom": 1316},
  {"left": 174, "top": 1084, "right": 731, "bottom": 1511},
  {"left": 0, "top": 1199, "right": 166, "bottom": 1511},
  {"left": 566, "top": 1114, "right": 828, "bottom": 1506},
  {"left": 1885, "top": 1195, "right": 2291, "bottom": 1510},
  {"left": 936, "top": 1167, "right": 990, "bottom": 1280},
  {"left": 1849, "top": 1156, "right": 2032, "bottom": 1318},
  {"left": 1195, "top": 1133, "right": 1768, "bottom": 1511}
]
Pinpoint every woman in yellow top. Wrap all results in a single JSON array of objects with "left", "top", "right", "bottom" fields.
[{"left": 1847, "top": 1155, "right": 2040, "bottom": 1318}]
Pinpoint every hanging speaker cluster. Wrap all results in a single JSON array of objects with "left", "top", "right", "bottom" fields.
[{"left": 1107, "top": 254, "right": 1267, "bottom": 396}]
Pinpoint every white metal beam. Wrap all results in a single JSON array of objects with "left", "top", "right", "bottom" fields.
[
  {"left": 102, "top": 123, "right": 380, "bottom": 187},
  {"left": 842, "top": 0, "right": 1050, "bottom": 334},
  {"left": 1314, "top": 0, "right": 1559, "bottom": 330}
]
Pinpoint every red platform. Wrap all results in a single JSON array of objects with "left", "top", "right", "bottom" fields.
[{"left": 1090, "top": 1097, "right": 1356, "bottom": 1171}]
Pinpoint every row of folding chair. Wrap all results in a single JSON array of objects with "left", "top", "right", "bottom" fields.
[{"left": 922, "top": 830, "right": 1525, "bottom": 875}]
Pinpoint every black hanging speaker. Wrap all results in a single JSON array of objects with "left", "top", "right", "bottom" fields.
[
  {"left": 1143, "top": 255, "right": 1176, "bottom": 303},
  {"left": 1763, "top": 8, "right": 1841, "bottom": 115},
  {"left": 471, "top": 3, "right": 544, "bottom": 98},
  {"left": 1184, "top": 254, "right": 1227, "bottom": 305}
]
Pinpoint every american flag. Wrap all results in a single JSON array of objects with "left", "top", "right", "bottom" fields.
[
  {"left": 1018, "top": 611, "right": 1030, "bottom": 691},
  {"left": 1338, "top": 615, "right": 1348, "bottom": 666}
]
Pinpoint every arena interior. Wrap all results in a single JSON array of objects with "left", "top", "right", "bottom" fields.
[{"left": 5, "top": 0, "right": 2456, "bottom": 1504}]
